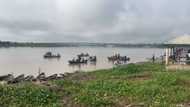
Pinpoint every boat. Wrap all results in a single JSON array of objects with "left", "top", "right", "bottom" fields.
[
  {"left": 43, "top": 52, "right": 61, "bottom": 58},
  {"left": 0, "top": 74, "right": 14, "bottom": 81},
  {"left": 37, "top": 72, "right": 46, "bottom": 81},
  {"left": 108, "top": 54, "right": 130, "bottom": 62},
  {"left": 10, "top": 74, "right": 25, "bottom": 83},
  {"left": 68, "top": 59, "right": 88, "bottom": 65},
  {"left": 77, "top": 53, "right": 89, "bottom": 58},
  {"left": 89, "top": 56, "right": 97, "bottom": 62}
]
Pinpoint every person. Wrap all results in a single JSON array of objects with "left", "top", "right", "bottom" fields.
[{"left": 152, "top": 54, "right": 155, "bottom": 63}]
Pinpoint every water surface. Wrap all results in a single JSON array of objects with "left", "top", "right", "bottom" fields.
[{"left": 0, "top": 47, "right": 164, "bottom": 76}]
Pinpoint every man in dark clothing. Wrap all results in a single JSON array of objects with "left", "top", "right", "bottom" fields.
[{"left": 152, "top": 54, "right": 155, "bottom": 63}]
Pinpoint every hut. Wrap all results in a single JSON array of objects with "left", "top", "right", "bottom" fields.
[{"left": 165, "top": 35, "right": 190, "bottom": 69}]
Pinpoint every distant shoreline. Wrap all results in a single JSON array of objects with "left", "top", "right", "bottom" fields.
[
  {"left": 0, "top": 41, "right": 185, "bottom": 48},
  {"left": 1, "top": 41, "right": 190, "bottom": 48}
]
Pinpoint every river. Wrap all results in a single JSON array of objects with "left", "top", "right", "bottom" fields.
[{"left": 0, "top": 47, "right": 164, "bottom": 76}]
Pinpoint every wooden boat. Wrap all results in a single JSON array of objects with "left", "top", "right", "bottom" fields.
[
  {"left": 108, "top": 54, "right": 130, "bottom": 62},
  {"left": 119, "top": 56, "right": 130, "bottom": 62},
  {"left": 43, "top": 52, "right": 61, "bottom": 58},
  {"left": 46, "top": 74, "right": 58, "bottom": 80},
  {"left": 24, "top": 75, "right": 35, "bottom": 81},
  {"left": 11, "top": 74, "right": 25, "bottom": 83},
  {"left": 37, "top": 72, "right": 46, "bottom": 81},
  {"left": 89, "top": 56, "right": 97, "bottom": 62},
  {"left": 0, "top": 74, "right": 14, "bottom": 81},
  {"left": 68, "top": 59, "right": 88, "bottom": 64},
  {"left": 77, "top": 53, "right": 89, "bottom": 58}
]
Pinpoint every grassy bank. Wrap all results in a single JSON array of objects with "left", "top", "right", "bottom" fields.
[{"left": 1, "top": 62, "right": 190, "bottom": 107}]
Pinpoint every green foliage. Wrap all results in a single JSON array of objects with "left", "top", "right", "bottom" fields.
[
  {"left": 2, "top": 62, "right": 190, "bottom": 107},
  {"left": 113, "top": 64, "right": 141, "bottom": 74},
  {"left": 70, "top": 63, "right": 190, "bottom": 106},
  {"left": 0, "top": 83, "right": 59, "bottom": 107},
  {"left": 137, "top": 62, "right": 165, "bottom": 72}
]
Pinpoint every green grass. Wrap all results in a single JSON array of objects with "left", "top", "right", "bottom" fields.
[
  {"left": 0, "top": 83, "right": 60, "bottom": 107},
  {"left": 1, "top": 62, "right": 190, "bottom": 106}
]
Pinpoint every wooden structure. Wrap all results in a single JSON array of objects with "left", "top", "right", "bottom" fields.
[{"left": 165, "top": 44, "right": 190, "bottom": 65}]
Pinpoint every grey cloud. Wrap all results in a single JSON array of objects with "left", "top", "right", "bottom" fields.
[
  {"left": 0, "top": 0, "right": 190, "bottom": 43},
  {"left": 0, "top": 19, "right": 51, "bottom": 31}
]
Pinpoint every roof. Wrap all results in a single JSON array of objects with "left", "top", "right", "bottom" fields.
[{"left": 167, "top": 34, "right": 190, "bottom": 44}]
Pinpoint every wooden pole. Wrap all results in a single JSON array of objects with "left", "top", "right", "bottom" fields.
[
  {"left": 165, "top": 48, "right": 169, "bottom": 65},
  {"left": 168, "top": 48, "right": 171, "bottom": 57},
  {"left": 171, "top": 48, "right": 173, "bottom": 56}
]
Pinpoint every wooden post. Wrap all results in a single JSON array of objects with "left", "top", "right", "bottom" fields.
[
  {"left": 165, "top": 48, "right": 169, "bottom": 65},
  {"left": 171, "top": 48, "right": 173, "bottom": 56},
  {"left": 168, "top": 48, "right": 171, "bottom": 57}
]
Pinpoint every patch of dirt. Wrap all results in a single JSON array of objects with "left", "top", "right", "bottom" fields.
[
  {"left": 176, "top": 102, "right": 190, "bottom": 107},
  {"left": 167, "top": 65, "right": 190, "bottom": 71}
]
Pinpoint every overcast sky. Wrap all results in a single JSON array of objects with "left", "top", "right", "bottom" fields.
[{"left": 0, "top": 0, "right": 190, "bottom": 43}]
